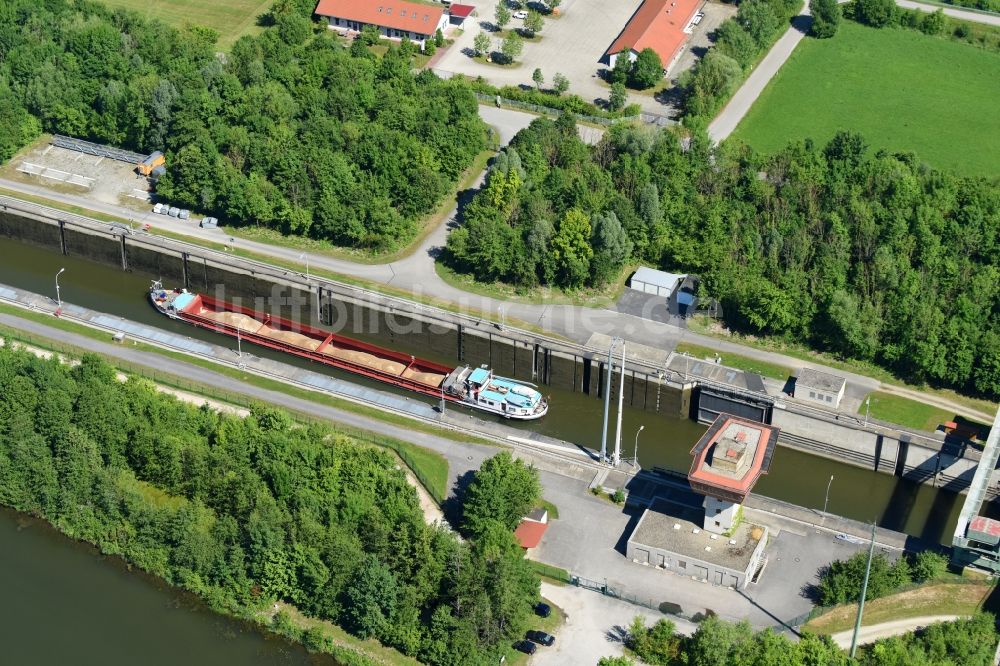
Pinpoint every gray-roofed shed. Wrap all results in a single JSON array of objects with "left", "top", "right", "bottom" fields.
[{"left": 628, "top": 267, "right": 686, "bottom": 298}]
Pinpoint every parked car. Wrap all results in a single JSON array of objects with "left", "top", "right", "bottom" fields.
[
  {"left": 691, "top": 12, "right": 705, "bottom": 25},
  {"left": 534, "top": 602, "right": 551, "bottom": 618},
  {"left": 167, "top": 206, "right": 180, "bottom": 217},
  {"left": 513, "top": 640, "right": 537, "bottom": 655},
  {"left": 177, "top": 209, "right": 190, "bottom": 220},
  {"left": 513, "top": 10, "right": 528, "bottom": 19},
  {"left": 199, "top": 216, "right": 219, "bottom": 229},
  {"left": 526, "top": 630, "right": 555, "bottom": 646},
  {"left": 152, "top": 203, "right": 167, "bottom": 214}
]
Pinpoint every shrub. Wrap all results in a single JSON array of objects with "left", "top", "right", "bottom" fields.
[
  {"left": 810, "top": 0, "right": 842, "bottom": 38},
  {"left": 911, "top": 551, "right": 949, "bottom": 582},
  {"left": 921, "top": 8, "right": 946, "bottom": 35},
  {"left": 855, "top": 0, "right": 895, "bottom": 27}
]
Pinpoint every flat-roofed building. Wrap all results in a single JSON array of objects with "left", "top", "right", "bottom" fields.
[{"left": 794, "top": 367, "right": 847, "bottom": 409}]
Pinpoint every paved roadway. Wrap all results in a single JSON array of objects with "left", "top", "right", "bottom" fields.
[
  {"left": 708, "top": 0, "right": 1000, "bottom": 142},
  {"left": 1, "top": 309, "right": 864, "bottom": 633},
  {"left": 0, "top": 102, "right": 993, "bottom": 424},
  {"left": 0, "top": 311, "right": 490, "bottom": 493}
]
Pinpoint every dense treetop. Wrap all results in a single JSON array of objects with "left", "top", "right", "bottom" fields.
[
  {"left": 446, "top": 118, "right": 1000, "bottom": 398},
  {"left": 625, "top": 612, "right": 999, "bottom": 666},
  {"left": 0, "top": 346, "right": 538, "bottom": 665},
  {"left": 0, "top": 0, "right": 487, "bottom": 250}
]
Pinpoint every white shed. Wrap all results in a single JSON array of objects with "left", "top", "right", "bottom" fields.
[{"left": 628, "top": 267, "right": 686, "bottom": 298}]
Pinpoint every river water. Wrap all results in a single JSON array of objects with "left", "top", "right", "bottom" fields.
[
  {"left": 0, "top": 236, "right": 989, "bottom": 544},
  {"left": 0, "top": 507, "right": 333, "bottom": 665}
]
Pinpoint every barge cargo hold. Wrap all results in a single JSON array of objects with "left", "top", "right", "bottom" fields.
[{"left": 149, "top": 284, "right": 548, "bottom": 420}]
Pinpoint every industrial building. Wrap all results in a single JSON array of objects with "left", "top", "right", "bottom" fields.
[{"left": 626, "top": 414, "right": 778, "bottom": 589}]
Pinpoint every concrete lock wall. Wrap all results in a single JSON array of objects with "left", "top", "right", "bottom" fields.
[
  {"left": 771, "top": 408, "right": 983, "bottom": 492},
  {"left": 0, "top": 210, "right": 693, "bottom": 419}
]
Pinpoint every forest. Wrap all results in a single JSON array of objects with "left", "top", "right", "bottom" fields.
[
  {"left": 444, "top": 117, "right": 1000, "bottom": 398},
  {"left": 0, "top": 0, "right": 487, "bottom": 250},
  {"left": 0, "top": 346, "right": 539, "bottom": 666}
]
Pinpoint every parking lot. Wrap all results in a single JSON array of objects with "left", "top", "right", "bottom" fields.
[
  {"left": 435, "top": 0, "right": 726, "bottom": 116},
  {"left": 436, "top": 0, "right": 650, "bottom": 110},
  {"left": 669, "top": 1, "right": 738, "bottom": 79},
  {"left": 2, "top": 140, "right": 153, "bottom": 209}
]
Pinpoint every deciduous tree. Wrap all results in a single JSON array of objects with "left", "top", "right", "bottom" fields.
[{"left": 629, "top": 48, "right": 663, "bottom": 89}]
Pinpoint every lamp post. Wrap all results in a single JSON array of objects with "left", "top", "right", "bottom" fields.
[
  {"left": 236, "top": 322, "right": 243, "bottom": 360},
  {"left": 55, "top": 268, "right": 65, "bottom": 307},
  {"left": 849, "top": 522, "right": 879, "bottom": 658},
  {"left": 633, "top": 425, "right": 645, "bottom": 468},
  {"left": 612, "top": 340, "right": 626, "bottom": 467},
  {"left": 864, "top": 396, "right": 871, "bottom": 427},
  {"left": 600, "top": 337, "right": 621, "bottom": 463},
  {"left": 498, "top": 306, "right": 505, "bottom": 331},
  {"left": 298, "top": 253, "right": 310, "bottom": 280},
  {"left": 823, "top": 475, "right": 834, "bottom": 515}
]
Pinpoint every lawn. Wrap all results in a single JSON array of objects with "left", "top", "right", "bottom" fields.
[
  {"left": 732, "top": 22, "right": 1000, "bottom": 177},
  {"left": 97, "top": 0, "right": 272, "bottom": 51},
  {"left": 803, "top": 580, "right": 994, "bottom": 635},
  {"left": 860, "top": 391, "right": 965, "bottom": 433}
]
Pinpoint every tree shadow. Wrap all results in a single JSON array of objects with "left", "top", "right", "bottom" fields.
[
  {"left": 654, "top": 85, "right": 685, "bottom": 109},
  {"left": 441, "top": 469, "right": 476, "bottom": 529},
  {"left": 790, "top": 14, "right": 813, "bottom": 35},
  {"left": 605, "top": 624, "right": 630, "bottom": 644}
]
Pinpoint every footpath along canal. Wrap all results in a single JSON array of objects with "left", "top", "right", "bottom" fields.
[{"left": 0, "top": 235, "right": 993, "bottom": 544}]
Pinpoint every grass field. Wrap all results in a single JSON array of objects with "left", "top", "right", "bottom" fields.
[
  {"left": 97, "top": 0, "right": 272, "bottom": 51},
  {"left": 732, "top": 22, "right": 1000, "bottom": 177},
  {"left": 861, "top": 391, "right": 960, "bottom": 432},
  {"left": 804, "top": 580, "right": 993, "bottom": 635}
]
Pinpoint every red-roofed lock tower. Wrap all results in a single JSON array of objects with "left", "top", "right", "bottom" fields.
[{"left": 688, "top": 414, "right": 780, "bottom": 534}]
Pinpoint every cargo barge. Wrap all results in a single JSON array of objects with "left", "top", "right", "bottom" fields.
[{"left": 149, "top": 283, "right": 548, "bottom": 420}]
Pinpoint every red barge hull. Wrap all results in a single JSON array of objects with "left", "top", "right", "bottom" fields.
[{"left": 156, "top": 289, "right": 461, "bottom": 402}]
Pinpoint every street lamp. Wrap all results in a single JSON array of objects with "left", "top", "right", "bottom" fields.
[
  {"left": 633, "top": 425, "right": 645, "bottom": 468},
  {"left": 823, "top": 475, "right": 834, "bottom": 515},
  {"left": 863, "top": 396, "right": 871, "bottom": 427},
  {"left": 497, "top": 306, "right": 505, "bottom": 331},
  {"left": 55, "top": 268, "right": 65, "bottom": 307}
]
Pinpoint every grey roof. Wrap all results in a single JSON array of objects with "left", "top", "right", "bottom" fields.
[
  {"left": 796, "top": 367, "right": 846, "bottom": 393},
  {"left": 630, "top": 267, "right": 685, "bottom": 290},
  {"left": 629, "top": 498, "right": 764, "bottom": 572}
]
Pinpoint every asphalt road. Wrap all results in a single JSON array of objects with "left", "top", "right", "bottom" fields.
[
  {"left": 0, "top": 311, "right": 492, "bottom": 493},
  {"left": 1, "top": 103, "right": 994, "bottom": 424}
]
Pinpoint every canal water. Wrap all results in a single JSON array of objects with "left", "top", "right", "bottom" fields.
[
  {"left": 0, "top": 507, "right": 334, "bottom": 665},
  {"left": 0, "top": 236, "right": 989, "bottom": 543}
]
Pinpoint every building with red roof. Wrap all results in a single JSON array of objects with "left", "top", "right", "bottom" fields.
[
  {"left": 514, "top": 520, "right": 548, "bottom": 549},
  {"left": 448, "top": 3, "right": 476, "bottom": 28},
  {"left": 606, "top": 0, "right": 703, "bottom": 73},
  {"left": 514, "top": 508, "right": 549, "bottom": 548},
  {"left": 688, "top": 414, "right": 779, "bottom": 533},
  {"left": 315, "top": 0, "right": 449, "bottom": 48}
]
